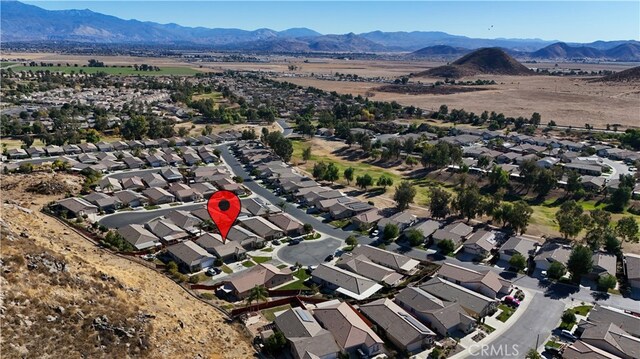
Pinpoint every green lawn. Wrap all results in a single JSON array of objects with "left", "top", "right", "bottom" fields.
[
  {"left": 261, "top": 304, "right": 292, "bottom": 321},
  {"left": 276, "top": 264, "right": 288, "bottom": 269},
  {"left": 144, "top": 205, "right": 161, "bottom": 210},
  {"left": 276, "top": 279, "right": 310, "bottom": 291},
  {"left": 480, "top": 323, "right": 495, "bottom": 334},
  {"left": 10, "top": 65, "right": 201, "bottom": 76},
  {"left": 571, "top": 305, "right": 593, "bottom": 316},
  {"left": 329, "top": 219, "right": 350, "bottom": 228},
  {"left": 293, "top": 268, "right": 310, "bottom": 281},
  {"left": 221, "top": 265, "right": 233, "bottom": 274},
  {"left": 545, "top": 340, "right": 562, "bottom": 349},
  {"left": 250, "top": 256, "right": 272, "bottom": 264},
  {"left": 241, "top": 260, "right": 255, "bottom": 268},
  {"left": 261, "top": 247, "right": 274, "bottom": 252},
  {"left": 559, "top": 320, "right": 575, "bottom": 330},
  {"left": 497, "top": 304, "right": 516, "bottom": 322}
]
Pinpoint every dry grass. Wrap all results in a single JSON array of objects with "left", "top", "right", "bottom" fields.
[{"left": 0, "top": 172, "right": 254, "bottom": 358}]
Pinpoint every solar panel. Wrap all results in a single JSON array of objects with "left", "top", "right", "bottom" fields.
[{"left": 399, "top": 312, "right": 431, "bottom": 333}]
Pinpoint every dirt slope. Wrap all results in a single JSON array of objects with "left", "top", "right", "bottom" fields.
[
  {"left": 0, "top": 173, "right": 254, "bottom": 359},
  {"left": 418, "top": 47, "right": 533, "bottom": 78}
]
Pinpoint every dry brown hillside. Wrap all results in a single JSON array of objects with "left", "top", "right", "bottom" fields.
[{"left": 0, "top": 173, "right": 254, "bottom": 359}]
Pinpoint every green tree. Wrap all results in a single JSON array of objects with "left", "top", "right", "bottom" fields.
[
  {"left": 561, "top": 311, "right": 576, "bottom": 325},
  {"left": 302, "top": 146, "right": 312, "bottom": 162},
  {"left": 120, "top": 115, "right": 149, "bottom": 140},
  {"left": 567, "top": 245, "right": 593, "bottom": 282},
  {"left": 488, "top": 165, "right": 509, "bottom": 189},
  {"left": 566, "top": 171, "right": 582, "bottom": 195},
  {"left": 383, "top": 223, "right": 399, "bottom": 241},
  {"left": 604, "top": 231, "right": 622, "bottom": 255},
  {"left": 245, "top": 285, "right": 269, "bottom": 309},
  {"left": 509, "top": 253, "right": 527, "bottom": 272},
  {"left": 377, "top": 175, "right": 393, "bottom": 191},
  {"left": 345, "top": 235, "right": 358, "bottom": 247},
  {"left": 616, "top": 216, "right": 639, "bottom": 243},
  {"left": 84, "top": 128, "right": 101, "bottom": 143},
  {"left": 610, "top": 186, "right": 632, "bottom": 212},
  {"left": 429, "top": 187, "right": 451, "bottom": 219},
  {"left": 585, "top": 209, "right": 612, "bottom": 250},
  {"left": 303, "top": 223, "right": 314, "bottom": 234},
  {"left": 453, "top": 184, "right": 484, "bottom": 221},
  {"left": 533, "top": 168, "right": 556, "bottom": 197},
  {"left": 312, "top": 162, "right": 327, "bottom": 181},
  {"left": 438, "top": 239, "right": 455, "bottom": 255},
  {"left": 500, "top": 201, "right": 533, "bottom": 235},
  {"left": 519, "top": 159, "right": 538, "bottom": 193},
  {"left": 356, "top": 174, "right": 373, "bottom": 191},
  {"left": 264, "top": 331, "right": 287, "bottom": 354},
  {"left": 548, "top": 261, "right": 567, "bottom": 280},
  {"left": 598, "top": 274, "right": 617, "bottom": 291},
  {"left": 323, "top": 162, "right": 339, "bottom": 183},
  {"left": 405, "top": 229, "right": 424, "bottom": 246},
  {"left": 393, "top": 181, "right": 416, "bottom": 211},
  {"left": 344, "top": 167, "right": 355, "bottom": 185},
  {"left": 556, "top": 200, "right": 589, "bottom": 239},
  {"left": 525, "top": 348, "right": 542, "bottom": 359}
]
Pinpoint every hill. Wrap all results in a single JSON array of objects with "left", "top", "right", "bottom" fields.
[
  {"left": 595, "top": 66, "right": 640, "bottom": 83},
  {"left": 531, "top": 42, "right": 604, "bottom": 59},
  {"left": 605, "top": 43, "right": 640, "bottom": 61},
  {"left": 417, "top": 48, "right": 534, "bottom": 78},
  {"left": 410, "top": 45, "right": 469, "bottom": 57}
]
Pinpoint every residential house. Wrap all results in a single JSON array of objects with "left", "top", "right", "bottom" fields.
[
  {"left": 7, "top": 148, "right": 28, "bottom": 159},
  {"left": 432, "top": 222, "right": 473, "bottom": 247},
  {"left": 146, "top": 154, "right": 167, "bottom": 167},
  {"left": 78, "top": 142, "right": 98, "bottom": 153},
  {"left": 328, "top": 200, "right": 374, "bottom": 220},
  {"left": 420, "top": 277, "right": 497, "bottom": 317},
  {"left": 45, "top": 145, "right": 64, "bottom": 156},
  {"left": 221, "top": 263, "right": 293, "bottom": 299},
  {"left": 168, "top": 183, "right": 200, "bottom": 202},
  {"left": 166, "top": 240, "right": 215, "bottom": 272},
  {"left": 534, "top": 243, "right": 572, "bottom": 271},
  {"left": 190, "top": 182, "right": 217, "bottom": 198},
  {"left": 26, "top": 147, "right": 46, "bottom": 158},
  {"left": 404, "top": 220, "right": 442, "bottom": 242},
  {"left": 55, "top": 197, "right": 98, "bottom": 218},
  {"left": 499, "top": 236, "right": 538, "bottom": 262},
  {"left": 98, "top": 177, "right": 123, "bottom": 193},
  {"left": 563, "top": 340, "right": 626, "bottom": 359},
  {"left": 463, "top": 230, "right": 497, "bottom": 257},
  {"left": 113, "top": 190, "right": 148, "bottom": 208},
  {"left": 565, "top": 163, "right": 603, "bottom": 176},
  {"left": 581, "top": 304, "right": 640, "bottom": 338},
  {"left": 273, "top": 308, "right": 341, "bottom": 359},
  {"left": 377, "top": 211, "right": 417, "bottom": 232},
  {"left": 195, "top": 233, "right": 246, "bottom": 262},
  {"left": 161, "top": 168, "right": 183, "bottom": 182},
  {"left": 145, "top": 219, "right": 188, "bottom": 244},
  {"left": 589, "top": 252, "right": 617, "bottom": 279},
  {"left": 227, "top": 226, "right": 265, "bottom": 249},
  {"left": 335, "top": 253, "right": 404, "bottom": 286},
  {"left": 395, "top": 286, "right": 476, "bottom": 337},
  {"left": 122, "top": 176, "right": 145, "bottom": 191},
  {"left": 435, "top": 262, "right": 512, "bottom": 298},
  {"left": 311, "top": 264, "right": 383, "bottom": 300},
  {"left": 123, "top": 156, "right": 144, "bottom": 169},
  {"left": 313, "top": 301, "right": 384, "bottom": 357},
  {"left": 351, "top": 245, "right": 420, "bottom": 275},
  {"left": 63, "top": 144, "right": 82, "bottom": 154},
  {"left": 117, "top": 224, "right": 160, "bottom": 251},
  {"left": 142, "top": 173, "right": 168, "bottom": 188},
  {"left": 84, "top": 192, "right": 122, "bottom": 212},
  {"left": 623, "top": 253, "right": 640, "bottom": 290},
  {"left": 165, "top": 210, "right": 202, "bottom": 234},
  {"left": 267, "top": 213, "right": 304, "bottom": 237},
  {"left": 142, "top": 187, "right": 175, "bottom": 205},
  {"left": 351, "top": 209, "right": 383, "bottom": 230},
  {"left": 577, "top": 322, "right": 640, "bottom": 359},
  {"left": 359, "top": 298, "right": 436, "bottom": 354},
  {"left": 240, "top": 216, "right": 284, "bottom": 241},
  {"left": 242, "top": 197, "right": 281, "bottom": 217}
]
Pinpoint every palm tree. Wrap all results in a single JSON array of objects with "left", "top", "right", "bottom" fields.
[{"left": 245, "top": 285, "right": 268, "bottom": 312}]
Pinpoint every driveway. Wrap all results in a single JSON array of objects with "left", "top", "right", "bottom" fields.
[
  {"left": 277, "top": 119, "right": 293, "bottom": 137},
  {"left": 466, "top": 293, "right": 564, "bottom": 358},
  {"left": 98, "top": 203, "right": 203, "bottom": 228}
]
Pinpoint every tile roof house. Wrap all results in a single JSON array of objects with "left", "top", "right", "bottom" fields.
[
  {"left": 239, "top": 216, "right": 284, "bottom": 240},
  {"left": 419, "top": 277, "right": 497, "bottom": 317},
  {"left": 582, "top": 304, "right": 640, "bottom": 338},
  {"left": 335, "top": 254, "right": 404, "bottom": 286},
  {"left": 577, "top": 322, "right": 640, "bottom": 359},
  {"left": 351, "top": 209, "right": 383, "bottom": 229},
  {"left": 166, "top": 240, "right": 215, "bottom": 273},
  {"left": 359, "top": 298, "right": 436, "bottom": 354},
  {"left": 117, "top": 224, "right": 160, "bottom": 250},
  {"left": 242, "top": 197, "right": 281, "bottom": 217},
  {"left": 122, "top": 176, "right": 145, "bottom": 191},
  {"left": 432, "top": 222, "right": 474, "bottom": 247},
  {"left": 377, "top": 211, "right": 417, "bottom": 232},
  {"left": 351, "top": 245, "right": 420, "bottom": 275},
  {"left": 534, "top": 243, "right": 572, "bottom": 271},
  {"left": 98, "top": 177, "right": 123, "bottom": 193},
  {"left": 142, "top": 173, "right": 168, "bottom": 188},
  {"left": 463, "top": 230, "right": 497, "bottom": 257},
  {"left": 222, "top": 263, "right": 293, "bottom": 299},
  {"left": 499, "top": 236, "right": 538, "bottom": 262},
  {"left": 273, "top": 308, "right": 341, "bottom": 359},
  {"left": 226, "top": 226, "right": 265, "bottom": 249},
  {"left": 113, "top": 189, "right": 148, "bottom": 208},
  {"left": 395, "top": 286, "right": 476, "bottom": 337},
  {"left": 165, "top": 210, "right": 202, "bottom": 234},
  {"left": 168, "top": 183, "right": 200, "bottom": 203},
  {"left": 313, "top": 301, "right": 384, "bottom": 357},
  {"left": 590, "top": 252, "right": 617, "bottom": 279},
  {"left": 623, "top": 253, "right": 640, "bottom": 290},
  {"left": 145, "top": 219, "right": 188, "bottom": 244},
  {"left": 55, "top": 197, "right": 98, "bottom": 218},
  {"left": 404, "top": 220, "right": 441, "bottom": 240},
  {"left": 563, "top": 340, "right": 625, "bottom": 359},
  {"left": 142, "top": 187, "right": 175, "bottom": 205},
  {"left": 195, "top": 233, "right": 246, "bottom": 262},
  {"left": 84, "top": 192, "right": 122, "bottom": 212},
  {"left": 311, "top": 264, "right": 383, "bottom": 300},
  {"left": 267, "top": 213, "right": 304, "bottom": 237},
  {"left": 161, "top": 167, "right": 183, "bottom": 182},
  {"left": 436, "top": 262, "right": 512, "bottom": 298}
]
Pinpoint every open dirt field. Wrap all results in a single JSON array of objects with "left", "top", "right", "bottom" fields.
[
  {"left": 276, "top": 74, "right": 640, "bottom": 129},
  {"left": 0, "top": 172, "right": 254, "bottom": 358}
]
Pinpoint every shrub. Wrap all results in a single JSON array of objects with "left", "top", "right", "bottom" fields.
[
  {"left": 200, "top": 293, "right": 215, "bottom": 300},
  {"left": 437, "top": 239, "right": 455, "bottom": 255},
  {"left": 562, "top": 311, "right": 576, "bottom": 324},
  {"left": 598, "top": 274, "right": 617, "bottom": 291},
  {"left": 188, "top": 275, "right": 201, "bottom": 284},
  {"left": 383, "top": 224, "right": 399, "bottom": 240}
]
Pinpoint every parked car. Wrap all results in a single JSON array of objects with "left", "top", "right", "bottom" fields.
[
  {"left": 370, "top": 229, "right": 379, "bottom": 237},
  {"left": 141, "top": 253, "right": 156, "bottom": 261},
  {"left": 271, "top": 239, "right": 281, "bottom": 246},
  {"left": 206, "top": 267, "right": 221, "bottom": 276},
  {"left": 289, "top": 239, "right": 301, "bottom": 245},
  {"left": 503, "top": 296, "right": 520, "bottom": 307},
  {"left": 324, "top": 254, "right": 334, "bottom": 262},
  {"left": 561, "top": 330, "right": 577, "bottom": 341}
]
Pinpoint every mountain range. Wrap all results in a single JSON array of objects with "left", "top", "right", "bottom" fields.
[{"left": 1, "top": 0, "right": 638, "bottom": 60}]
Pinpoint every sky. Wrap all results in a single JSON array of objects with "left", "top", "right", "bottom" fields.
[{"left": 24, "top": 1, "right": 640, "bottom": 42}]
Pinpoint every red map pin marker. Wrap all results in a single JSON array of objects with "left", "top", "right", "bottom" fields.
[{"left": 207, "top": 190, "right": 241, "bottom": 244}]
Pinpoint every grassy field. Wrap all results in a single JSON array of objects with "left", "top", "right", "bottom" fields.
[
  {"left": 260, "top": 304, "right": 291, "bottom": 321},
  {"left": 0, "top": 61, "right": 16, "bottom": 68},
  {"left": 192, "top": 92, "right": 223, "bottom": 101},
  {"left": 249, "top": 256, "right": 272, "bottom": 264},
  {"left": 10, "top": 65, "right": 201, "bottom": 76}
]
